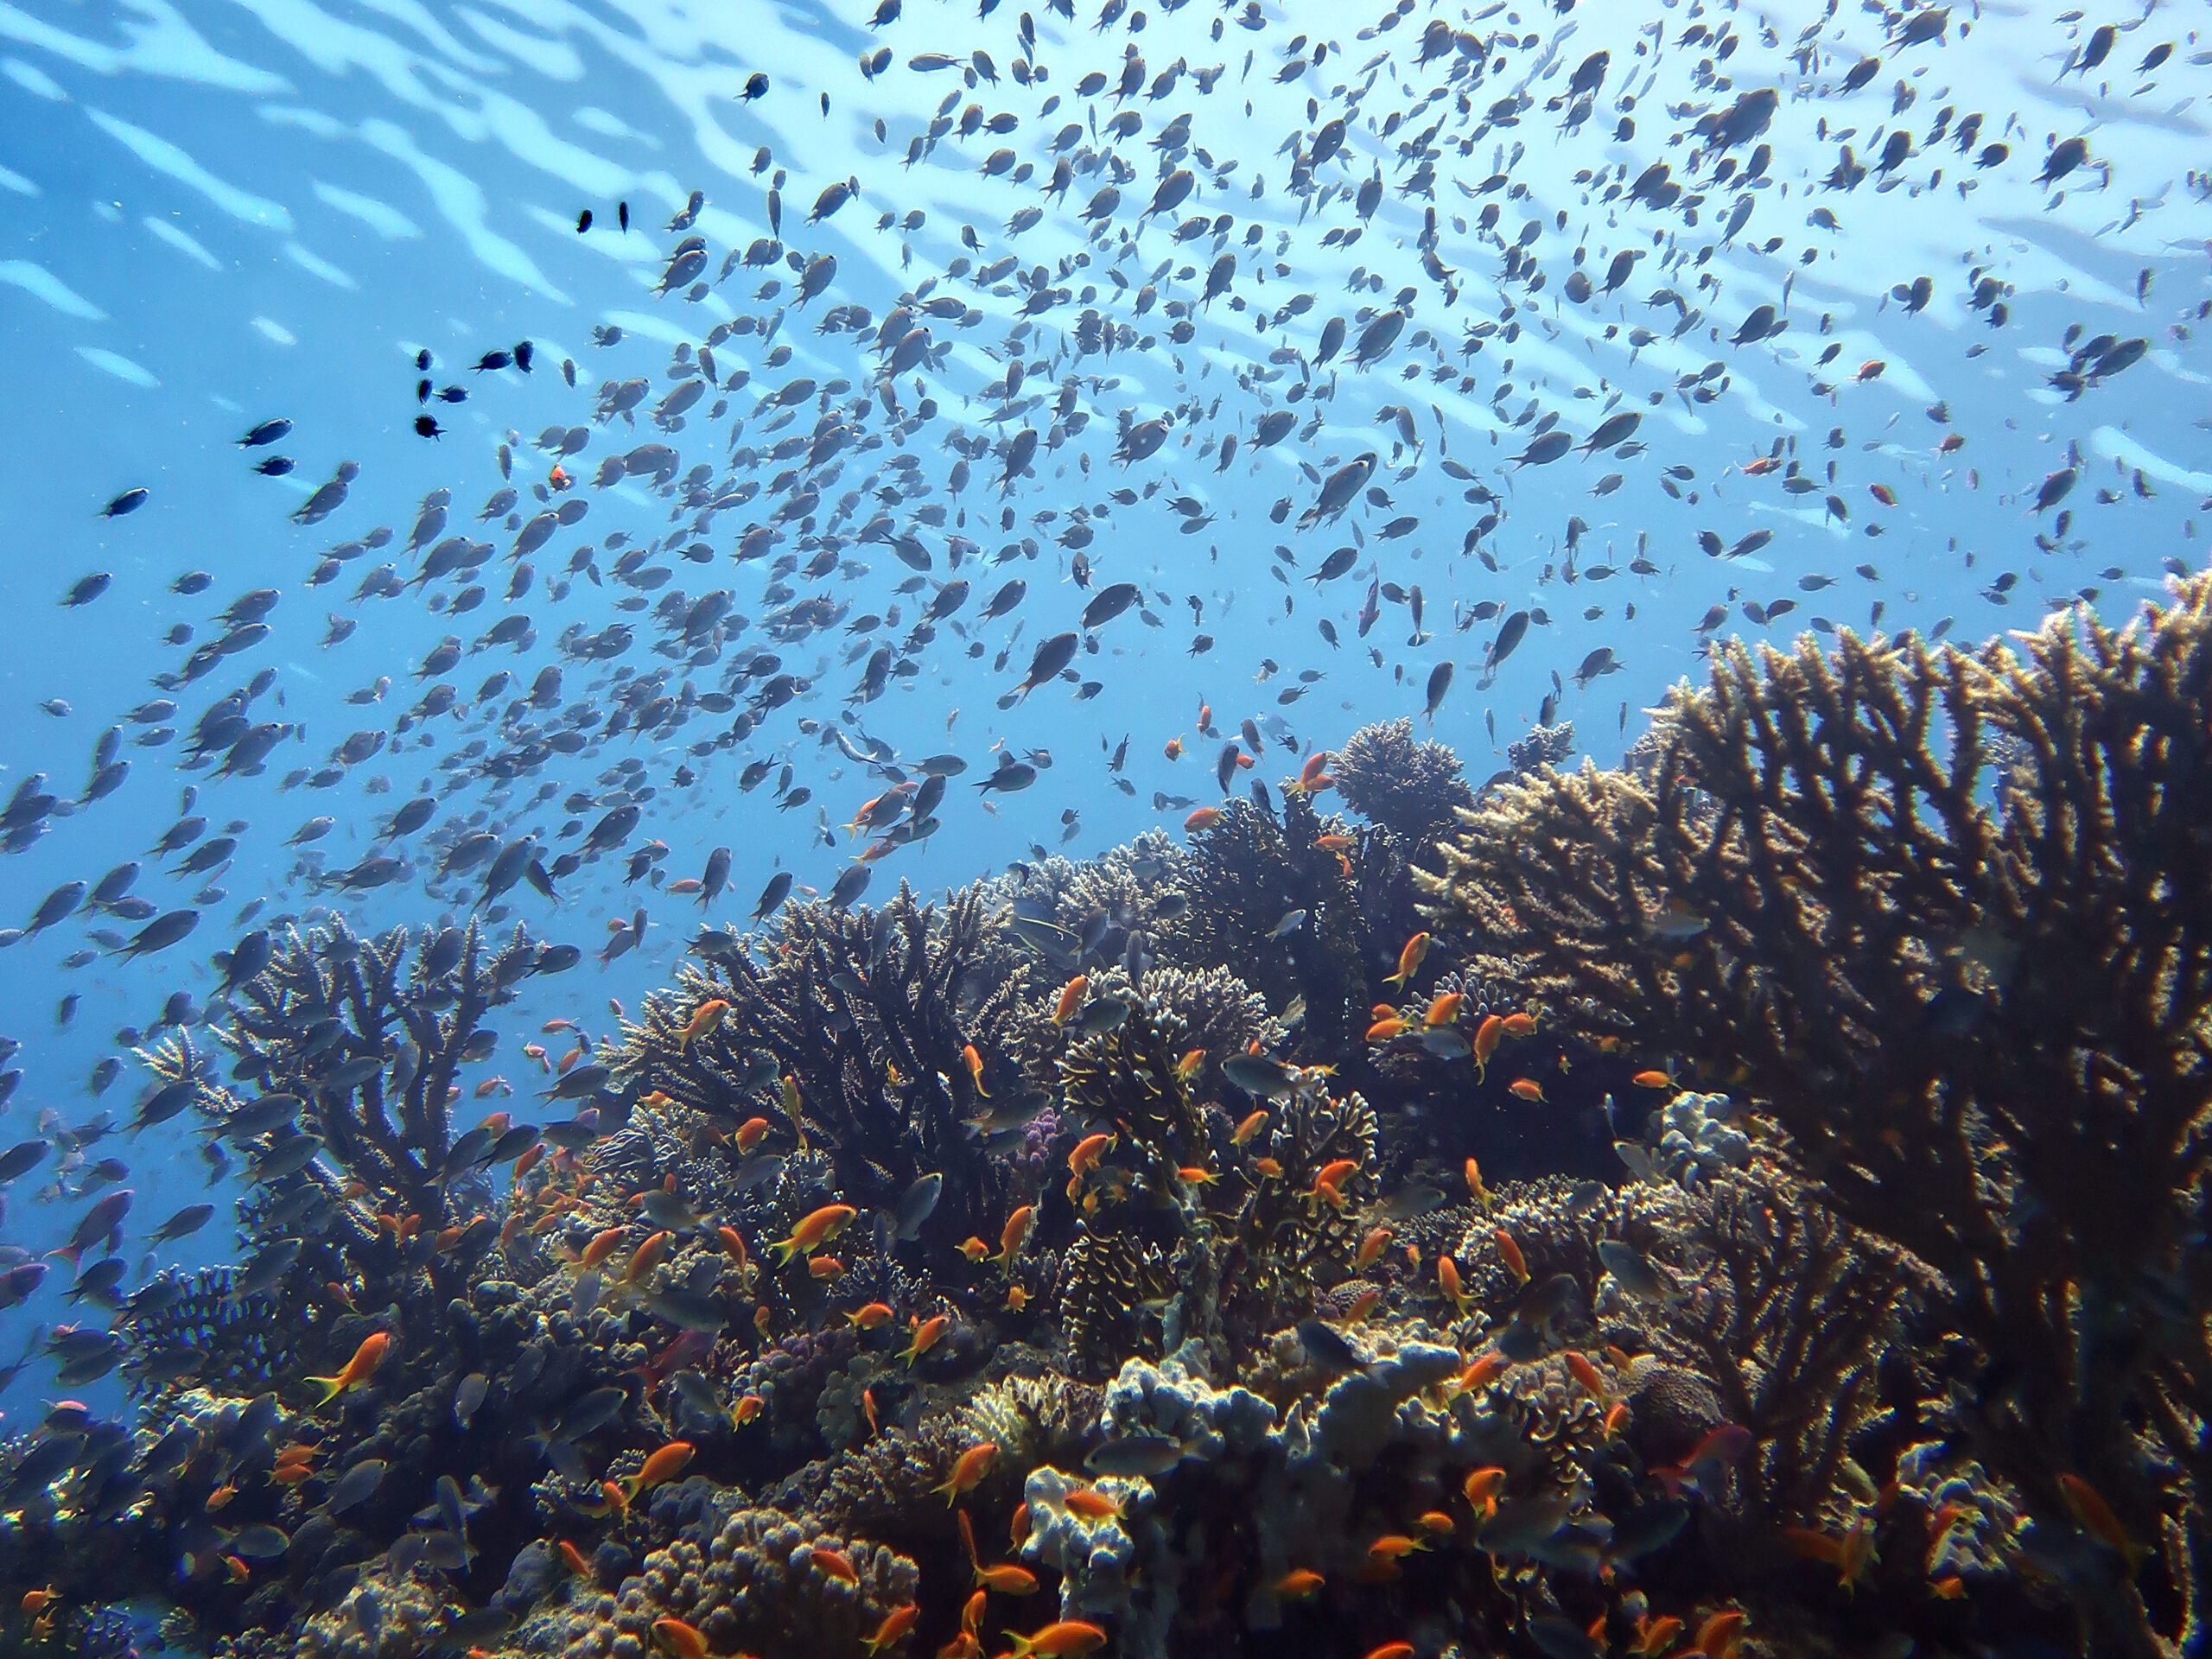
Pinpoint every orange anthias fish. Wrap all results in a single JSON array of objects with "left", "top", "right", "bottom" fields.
[
  {"left": 1463, "top": 1466, "right": 1507, "bottom": 1516},
  {"left": 770, "top": 1204, "right": 856, "bottom": 1265},
  {"left": 934, "top": 1441, "right": 1000, "bottom": 1505},
  {"left": 1068, "top": 1132, "right": 1114, "bottom": 1179},
  {"left": 1005, "top": 1621, "right": 1108, "bottom": 1658},
  {"left": 901, "top": 1314, "right": 950, "bottom": 1367},
  {"left": 1274, "top": 1568, "right": 1324, "bottom": 1600},
  {"left": 651, "top": 1618, "right": 710, "bottom": 1659},
  {"left": 2057, "top": 1471, "right": 2150, "bottom": 1567},
  {"left": 1176, "top": 1046, "right": 1206, "bottom": 1079},
  {"left": 975, "top": 1562, "right": 1039, "bottom": 1595},
  {"left": 676, "top": 998, "right": 729, "bottom": 1053},
  {"left": 862, "top": 1605, "right": 921, "bottom": 1656},
  {"left": 1463, "top": 1156, "right": 1491, "bottom": 1209},
  {"left": 1493, "top": 1229, "right": 1531, "bottom": 1284},
  {"left": 848, "top": 1301, "right": 895, "bottom": 1332},
  {"left": 1438, "top": 1254, "right": 1470, "bottom": 1313},
  {"left": 963, "top": 1042, "right": 991, "bottom": 1096},
  {"left": 1185, "top": 806, "right": 1220, "bottom": 831},
  {"left": 1507, "top": 1077, "right": 1547, "bottom": 1103},
  {"left": 1471, "top": 1014, "right": 1503, "bottom": 1079},
  {"left": 1384, "top": 931, "right": 1430, "bottom": 988},
  {"left": 623, "top": 1440, "right": 695, "bottom": 1500},
  {"left": 1232, "top": 1109, "right": 1269, "bottom": 1145},
  {"left": 995, "top": 1205, "right": 1034, "bottom": 1270},
  {"left": 1051, "top": 976, "right": 1089, "bottom": 1025},
  {"left": 1061, "top": 1487, "right": 1120, "bottom": 1520},
  {"left": 1422, "top": 991, "right": 1462, "bottom": 1027},
  {"left": 305, "top": 1332, "right": 391, "bottom": 1406}
]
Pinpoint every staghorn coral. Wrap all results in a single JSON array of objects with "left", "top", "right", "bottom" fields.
[
  {"left": 608, "top": 881, "right": 1024, "bottom": 1255},
  {"left": 1421, "top": 588, "right": 2212, "bottom": 1657}
]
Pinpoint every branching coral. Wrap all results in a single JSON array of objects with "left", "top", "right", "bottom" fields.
[
  {"left": 1332, "top": 717, "right": 1477, "bottom": 861},
  {"left": 1421, "top": 587, "right": 2212, "bottom": 1656},
  {"left": 610, "top": 881, "right": 1025, "bottom": 1253}
]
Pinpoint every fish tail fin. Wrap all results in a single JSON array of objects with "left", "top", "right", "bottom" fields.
[{"left": 305, "top": 1374, "right": 346, "bottom": 1407}]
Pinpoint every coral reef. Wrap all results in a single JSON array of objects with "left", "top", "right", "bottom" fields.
[
  {"left": 1421, "top": 582, "right": 2212, "bottom": 1656},
  {"left": 20, "top": 595, "right": 2202, "bottom": 1659}
]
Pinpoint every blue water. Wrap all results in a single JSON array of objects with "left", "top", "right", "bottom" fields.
[{"left": 0, "top": 0, "right": 2204, "bottom": 1437}]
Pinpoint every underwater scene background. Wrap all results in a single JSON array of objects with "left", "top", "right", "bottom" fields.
[{"left": 0, "top": 0, "right": 2205, "bottom": 1654}]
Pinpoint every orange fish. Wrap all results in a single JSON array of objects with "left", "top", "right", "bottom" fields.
[
  {"left": 1061, "top": 1487, "right": 1120, "bottom": 1520},
  {"left": 1741, "top": 455, "right": 1781, "bottom": 475},
  {"left": 624, "top": 1440, "right": 696, "bottom": 1499},
  {"left": 1869, "top": 482, "right": 1897, "bottom": 506},
  {"left": 1468, "top": 1015, "right": 1505, "bottom": 1082},
  {"left": 864, "top": 1387, "right": 880, "bottom": 1438},
  {"left": 995, "top": 1205, "right": 1035, "bottom": 1269},
  {"left": 734, "top": 1116, "right": 771, "bottom": 1153},
  {"left": 862, "top": 1605, "right": 921, "bottom": 1656},
  {"left": 812, "top": 1548, "right": 859, "bottom": 1585},
  {"left": 1231, "top": 1109, "right": 1269, "bottom": 1145},
  {"left": 1417, "top": 1510, "right": 1455, "bottom": 1535},
  {"left": 1184, "top": 805, "right": 1219, "bottom": 831},
  {"left": 732, "top": 1394, "right": 764, "bottom": 1425},
  {"left": 652, "top": 1618, "right": 709, "bottom": 1659},
  {"left": 1051, "top": 976, "right": 1089, "bottom": 1025},
  {"left": 1855, "top": 359, "right": 1885, "bottom": 381},
  {"left": 1366, "top": 1533, "right": 1428, "bottom": 1560},
  {"left": 1383, "top": 931, "right": 1430, "bottom": 988},
  {"left": 1274, "top": 1568, "right": 1324, "bottom": 1600},
  {"left": 1364, "top": 1647, "right": 1415, "bottom": 1659},
  {"left": 624, "top": 1230, "right": 671, "bottom": 1283},
  {"left": 1344, "top": 1286, "right": 1381, "bottom": 1321},
  {"left": 1631, "top": 1070, "right": 1675, "bottom": 1090},
  {"left": 1006, "top": 1622, "right": 1108, "bottom": 1658},
  {"left": 1005, "top": 1285, "right": 1028, "bottom": 1312},
  {"left": 1357, "top": 1226, "right": 1391, "bottom": 1268},
  {"left": 306, "top": 1332, "right": 391, "bottom": 1406},
  {"left": 1500, "top": 1011, "right": 1536, "bottom": 1037},
  {"left": 1423, "top": 991, "right": 1462, "bottom": 1027},
  {"left": 1493, "top": 1229, "right": 1530, "bottom": 1284},
  {"left": 1176, "top": 1046, "right": 1205, "bottom": 1079},
  {"left": 558, "top": 1540, "right": 592, "bottom": 1577},
  {"left": 1438, "top": 1254, "right": 1470, "bottom": 1313},
  {"left": 1563, "top": 1351, "right": 1611, "bottom": 1402},
  {"left": 1938, "top": 432, "right": 1965, "bottom": 454},
  {"left": 676, "top": 999, "right": 728, "bottom": 1053},
  {"left": 961, "top": 1236, "right": 992, "bottom": 1262},
  {"left": 2058, "top": 1471, "right": 2148, "bottom": 1566},
  {"left": 1463, "top": 1466, "right": 1507, "bottom": 1516},
  {"left": 1507, "top": 1077, "right": 1546, "bottom": 1103},
  {"left": 1694, "top": 1609, "right": 1747, "bottom": 1659},
  {"left": 1291, "top": 750, "right": 1333, "bottom": 792},
  {"left": 848, "top": 1301, "right": 895, "bottom": 1331},
  {"left": 1463, "top": 1157, "right": 1491, "bottom": 1208},
  {"left": 963, "top": 1042, "right": 991, "bottom": 1096},
  {"left": 771, "top": 1204, "right": 855, "bottom": 1265},
  {"left": 901, "top": 1313, "right": 949, "bottom": 1367},
  {"left": 935, "top": 1441, "right": 1000, "bottom": 1505},
  {"left": 1164, "top": 735, "right": 1185, "bottom": 760},
  {"left": 974, "top": 1562, "right": 1039, "bottom": 1595},
  {"left": 1630, "top": 1614, "right": 1684, "bottom": 1656},
  {"left": 717, "top": 1226, "right": 750, "bottom": 1271},
  {"left": 1068, "top": 1132, "right": 1114, "bottom": 1178},
  {"left": 1313, "top": 834, "right": 1354, "bottom": 851},
  {"left": 809, "top": 1255, "right": 846, "bottom": 1281},
  {"left": 1366, "top": 1017, "right": 1409, "bottom": 1042}
]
